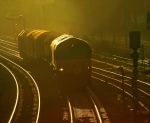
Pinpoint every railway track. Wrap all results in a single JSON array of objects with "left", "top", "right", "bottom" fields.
[
  {"left": 0, "top": 39, "right": 20, "bottom": 59},
  {"left": 0, "top": 55, "right": 40, "bottom": 123},
  {"left": 62, "top": 87, "right": 109, "bottom": 123},
  {"left": 0, "top": 38, "right": 110, "bottom": 123},
  {"left": 1, "top": 37, "right": 150, "bottom": 122},
  {"left": 92, "top": 65, "right": 150, "bottom": 110},
  {"left": 0, "top": 39, "right": 18, "bottom": 48},
  {"left": 92, "top": 51, "right": 150, "bottom": 71}
]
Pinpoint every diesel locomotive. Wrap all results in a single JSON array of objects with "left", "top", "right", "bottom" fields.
[{"left": 18, "top": 29, "right": 92, "bottom": 91}]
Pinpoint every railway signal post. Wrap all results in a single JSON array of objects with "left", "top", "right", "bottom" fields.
[
  {"left": 129, "top": 31, "right": 140, "bottom": 123},
  {"left": 147, "top": 11, "right": 150, "bottom": 31}
]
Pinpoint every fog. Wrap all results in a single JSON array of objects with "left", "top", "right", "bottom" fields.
[{"left": 0, "top": 0, "right": 149, "bottom": 39}]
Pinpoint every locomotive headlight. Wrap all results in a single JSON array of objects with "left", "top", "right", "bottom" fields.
[{"left": 59, "top": 68, "right": 64, "bottom": 71}]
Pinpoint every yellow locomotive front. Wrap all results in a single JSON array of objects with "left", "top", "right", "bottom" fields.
[{"left": 51, "top": 35, "right": 92, "bottom": 91}]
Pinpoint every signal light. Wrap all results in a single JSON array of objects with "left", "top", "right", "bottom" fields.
[
  {"left": 147, "top": 23, "right": 150, "bottom": 31},
  {"left": 129, "top": 31, "right": 140, "bottom": 49},
  {"left": 147, "top": 11, "right": 150, "bottom": 31},
  {"left": 147, "top": 11, "right": 150, "bottom": 23}
]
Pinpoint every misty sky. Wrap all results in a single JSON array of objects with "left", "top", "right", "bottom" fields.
[{"left": 0, "top": 0, "right": 149, "bottom": 38}]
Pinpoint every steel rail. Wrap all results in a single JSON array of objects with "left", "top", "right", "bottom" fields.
[
  {"left": 0, "top": 55, "right": 40, "bottom": 123},
  {"left": 0, "top": 45, "right": 19, "bottom": 53},
  {"left": 64, "top": 92, "right": 73, "bottom": 123},
  {"left": 91, "top": 76, "right": 149, "bottom": 111},
  {"left": 0, "top": 48, "right": 21, "bottom": 59},
  {"left": 86, "top": 90, "right": 103, "bottom": 123},
  {"left": 0, "top": 63, "right": 19, "bottom": 123},
  {"left": 0, "top": 39, "right": 17, "bottom": 46}
]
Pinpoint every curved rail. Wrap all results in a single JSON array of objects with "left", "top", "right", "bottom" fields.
[
  {"left": 0, "top": 55, "right": 41, "bottom": 123},
  {"left": 0, "top": 63, "right": 19, "bottom": 123},
  {"left": 64, "top": 91, "right": 73, "bottom": 123}
]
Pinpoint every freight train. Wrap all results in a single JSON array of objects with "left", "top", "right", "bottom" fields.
[{"left": 18, "top": 29, "right": 92, "bottom": 91}]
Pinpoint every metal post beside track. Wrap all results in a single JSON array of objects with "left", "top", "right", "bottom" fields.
[
  {"left": 131, "top": 49, "right": 139, "bottom": 123},
  {"left": 120, "top": 66, "right": 125, "bottom": 114},
  {"left": 129, "top": 31, "right": 141, "bottom": 123}
]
